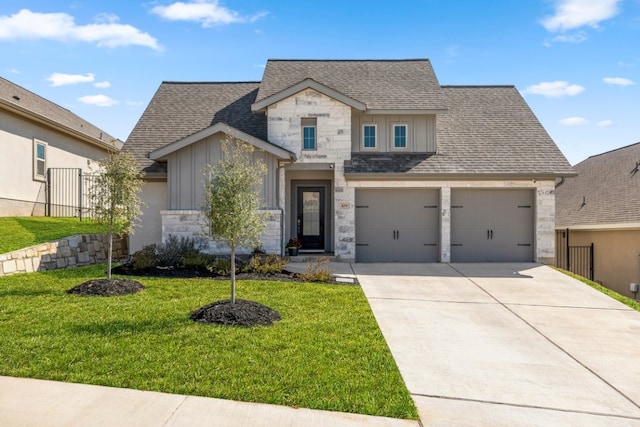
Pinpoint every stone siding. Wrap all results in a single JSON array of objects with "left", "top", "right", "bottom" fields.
[
  {"left": 160, "top": 209, "right": 282, "bottom": 255},
  {"left": 0, "top": 234, "right": 128, "bottom": 277},
  {"left": 267, "top": 89, "right": 355, "bottom": 260}
]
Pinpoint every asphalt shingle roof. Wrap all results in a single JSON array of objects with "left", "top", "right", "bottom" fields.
[
  {"left": 345, "top": 86, "right": 575, "bottom": 176},
  {"left": 0, "top": 77, "right": 116, "bottom": 146},
  {"left": 124, "top": 82, "right": 265, "bottom": 174},
  {"left": 556, "top": 142, "right": 640, "bottom": 227},
  {"left": 255, "top": 59, "right": 448, "bottom": 111}
]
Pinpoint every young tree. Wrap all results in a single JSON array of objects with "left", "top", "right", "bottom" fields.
[
  {"left": 92, "top": 151, "right": 144, "bottom": 279},
  {"left": 202, "top": 137, "right": 267, "bottom": 304}
]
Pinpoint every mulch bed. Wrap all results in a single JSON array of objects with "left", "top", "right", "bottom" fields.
[
  {"left": 190, "top": 299, "right": 281, "bottom": 327},
  {"left": 67, "top": 278, "right": 144, "bottom": 296}
]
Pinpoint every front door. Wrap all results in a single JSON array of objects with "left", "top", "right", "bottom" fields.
[{"left": 297, "top": 187, "right": 325, "bottom": 251}]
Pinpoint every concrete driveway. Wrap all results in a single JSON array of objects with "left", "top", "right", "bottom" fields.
[{"left": 353, "top": 263, "right": 640, "bottom": 427}]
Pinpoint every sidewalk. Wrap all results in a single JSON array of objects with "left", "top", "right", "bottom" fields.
[{"left": 0, "top": 376, "right": 418, "bottom": 427}]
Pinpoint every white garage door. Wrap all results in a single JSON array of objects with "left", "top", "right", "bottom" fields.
[
  {"left": 355, "top": 189, "right": 440, "bottom": 262},
  {"left": 451, "top": 189, "right": 534, "bottom": 262}
]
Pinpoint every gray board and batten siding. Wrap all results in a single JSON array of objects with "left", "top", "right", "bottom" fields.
[
  {"left": 166, "top": 133, "right": 280, "bottom": 210},
  {"left": 355, "top": 189, "right": 440, "bottom": 262}
]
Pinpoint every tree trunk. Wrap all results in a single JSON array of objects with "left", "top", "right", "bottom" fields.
[
  {"left": 230, "top": 246, "right": 236, "bottom": 305},
  {"left": 107, "top": 232, "right": 113, "bottom": 280}
]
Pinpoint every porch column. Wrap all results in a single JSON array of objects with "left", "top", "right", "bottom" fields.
[
  {"left": 440, "top": 186, "right": 451, "bottom": 263},
  {"left": 278, "top": 165, "right": 286, "bottom": 257}
]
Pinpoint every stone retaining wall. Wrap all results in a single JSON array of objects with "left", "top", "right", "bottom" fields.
[{"left": 0, "top": 234, "right": 128, "bottom": 277}]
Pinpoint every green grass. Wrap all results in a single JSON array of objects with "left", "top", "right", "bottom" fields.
[
  {"left": 553, "top": 267, "right": 640, "bottom": 312},
  {"left": 0, "top": 217, "right": 108, "bottom": 253},
  {"left": 0, "top": 265, "right": 418, "bottom": 419}
]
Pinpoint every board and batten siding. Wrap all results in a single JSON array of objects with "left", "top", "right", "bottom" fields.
[
  {"left": 351, "top": 112, "right": 436, "bottom": 152},
  {"left": 167, "top": 134, "right": 279, "bottom": 210}
]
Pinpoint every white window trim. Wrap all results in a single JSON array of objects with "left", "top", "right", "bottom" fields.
[
  {"left": 391, "top": 124, "right": 409, "bottom": 151},
  {"left": 301, "top": 118, "right": 317, "bottom": 151},
  {"left": 362, "top": 123, "right": 378, "bottom": 150},
  {"left": 33, "top": 138, "right": 47, "bottom": 182}
]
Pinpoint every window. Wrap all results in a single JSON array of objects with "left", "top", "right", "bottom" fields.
[
  {"left": 33, "top": 139, "right": 47, "bottom": 181},
  {"left": 393, "top": 124, "right": 407, "bottom": 149},
  {"left": 302, "top": 118, "right": 316, "bottom": 150},
  {"left": 363, "top": 124, "right": 376, "bottom": 149}
]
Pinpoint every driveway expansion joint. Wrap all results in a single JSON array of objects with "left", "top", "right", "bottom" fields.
[
  {"left": 447, "top": 264, "right": 640, "bottom": 412},
  {"left": 411, "top": 393, "right": 640, "bottom": 422},
  {"left": 162, "top": 396, "right": 188, "bottom": 427}
]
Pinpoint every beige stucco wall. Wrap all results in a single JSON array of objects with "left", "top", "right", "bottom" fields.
[
  {"left": 129, "top": 180, "right": 168, "bottom": 254},
  {"left": 564, "top": 229, "right": 640, "bottom": 299},
  {"left": 0, "top": 109, "right": 113, "bottom": 216}
]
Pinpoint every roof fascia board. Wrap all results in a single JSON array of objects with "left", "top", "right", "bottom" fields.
[
  {"left": 556, "top": 223, "right": 640, "bottom": 231},
  {"left": 251, "top": 78, "right": 366, "bottom": 112},
  {"left": 149, "top": 122, "right": 294, "bottom": 160},
  {"left": 0, "top": 99, "right": 121, "bottom": 151},
  {"left": 364, "top": 109, "right": 448, "bottom": 115},
  {"left": 344, "top": 172, "right": 576, "bottom": 180}
]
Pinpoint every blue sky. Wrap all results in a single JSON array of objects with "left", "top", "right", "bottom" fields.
[{"left": 1, "top": 0, "right": 638, "bottom": 165}]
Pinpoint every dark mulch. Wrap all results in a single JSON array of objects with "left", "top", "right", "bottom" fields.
[
  {"left": 67, "top": 278, "right": 144, "bottom": 296},
  {"left": 111, "top": 264, "right": 301, "bottom": 281},
  {"left": 190, "top": 299, "right": 281, "bottom": 327}
]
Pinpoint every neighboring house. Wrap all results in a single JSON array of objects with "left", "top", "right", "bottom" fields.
[
  {"left": 0, "top": 77, "right": 121, "bottom": 217},
  {"left": 125, "top": 59, "right": 575, "bottom": 263},
  {"left": 556, "top": 142, "right": 640, "bottom": 298}
]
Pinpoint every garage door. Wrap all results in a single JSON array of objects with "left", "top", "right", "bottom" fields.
[
  {"left": 451, "top": 189, "right": 534, "bottom": 262},
  {"left": 356, "top": 189, "right": 439, "bottom": 262}
]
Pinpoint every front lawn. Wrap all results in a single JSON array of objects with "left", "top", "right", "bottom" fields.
[
  {"left": 0, "top": 265, "right": 417, "bottom": 419},
  {"left": 0, "top": 217, "right": 108, "bottom": 254}
]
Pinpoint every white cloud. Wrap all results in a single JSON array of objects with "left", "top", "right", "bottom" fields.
[
  {"left": 151, "top": 0, "right": 267, "bottom": 27},
  {"left": 560, "top": 116, "right": 589, "bottom": 126},
  {"left": 603, "top": 77, "right": 636, "bottom": 86},
  {"left": 78, "top": 94, "right": 118, "bottom": 107},
  {"left": 125, "top": 100, "right": 144, "bottom": 106},
  {"left": 597, "top": 119, "right": 614, "bottom": 127},
  {"left": 46, "top": 72, "right": 94, "bottom": 86},
  {"left": 0, "top": 9, "right": 161, "bottom": 50},
  {"left": 551, "top": 31, "right": 587, "bottom": 43},
  {"left": 8, "top": 68, "right": 20, "bottom": 74},
  {"left": 523, "top": 81, "right": 585, "bottom": 97},
  {"left": 94, "top": 81, "right": 111, "bottom": 88},
  {"left": 541, "top": 0, "right": 621, "bottom": 32}
]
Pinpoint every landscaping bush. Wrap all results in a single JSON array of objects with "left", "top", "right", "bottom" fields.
[
  {"left": 298, "top": 257, "right": 333, "bottom": 282},
  {"left": 180, "top": 252, "right": 217, "bottom": 269},
  {"left": 243, "top": 254, "right": 287, "bottom": 275},
  {"left": 131, "top": 244, "right": 158, "bottom": 269},
  {"left": 156, "top": 235, "right": 201, "bottom": 267}
]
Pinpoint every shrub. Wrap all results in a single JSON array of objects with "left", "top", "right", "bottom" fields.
[
  {"left": 298, "top": 257, "right": 333, "bottom": 282},
  {"left": 131, "top": 244, "right": 158, "bottom": 269},
  {"left": 155, "top": 235, "right": 200, "bottom": 267},
  {"left": 210, "top": 259, "right": 232, "bottom": 276},
  {"left": 180, "top": 252, "right": 217, "bottom": 269},
  {"left": 243, "top": 254, "right": 287, "bottom": 275}
]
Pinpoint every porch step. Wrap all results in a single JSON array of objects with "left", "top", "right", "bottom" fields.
[{"left": 287, "top": 253, "right": 342, "bottom": 263}]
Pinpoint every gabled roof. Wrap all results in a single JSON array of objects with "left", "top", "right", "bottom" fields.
[
  {"left": 124, "top": 82, "right": 266, "bottom": 174},
  {"left": 254, "top": 59, "right": 449, "bottom": 112},
  {"left": 0, "top": 77, "right": 119, "bottom": 150},
  {"left": 556, "top": 142, "right": 640, "bottom": 229},
  {"left": 149, "top": 122, "right": 294, "bottom": 161},
  {"left": 346, "top": 86, "right": 575, "bottom": 177}
]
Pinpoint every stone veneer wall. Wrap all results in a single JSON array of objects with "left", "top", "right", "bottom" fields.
[
  {"left": 160, "top": 209, "right": 282, "bottom": 255},
  {"left": 267, "top": 88, "right": 355, "bottom": 260},
  {"left": 0, "top": 234, "right": 128, "bottom": 277}
]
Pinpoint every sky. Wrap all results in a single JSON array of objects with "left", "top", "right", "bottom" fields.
[{"left": 0, "top": 0, "right": 638, "bottom": 165}]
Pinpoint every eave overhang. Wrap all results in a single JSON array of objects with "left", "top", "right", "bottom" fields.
[
  {"left": 251, "top": 78, "right": 367, "bottom": 112},
  {"left": 149, "top": 122, "right": 295, "bottom": 161}
]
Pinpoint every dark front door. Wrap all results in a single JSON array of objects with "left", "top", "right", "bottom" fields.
[{"left": 297, "top": 187, "right": 325, "bottom": 251}]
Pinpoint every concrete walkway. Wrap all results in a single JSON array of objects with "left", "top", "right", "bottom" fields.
[{"left": 354, "top": 263, "right": 640, "bottom": 427}]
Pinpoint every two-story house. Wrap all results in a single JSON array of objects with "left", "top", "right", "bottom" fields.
[{"left": 124, "top": 59, "right": 575, "bottom": 263}]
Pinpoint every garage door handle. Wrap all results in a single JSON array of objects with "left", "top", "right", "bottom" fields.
[{"left": 490, "top": 230, "right": 493, "bottom": 240}]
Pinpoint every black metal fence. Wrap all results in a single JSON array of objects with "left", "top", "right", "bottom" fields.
[
  {"left": 555, "top": 229, "right": 594, "bottom": 280},
  {"left": 46, "top": 168, "right": 98, "bottom": 220}
]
